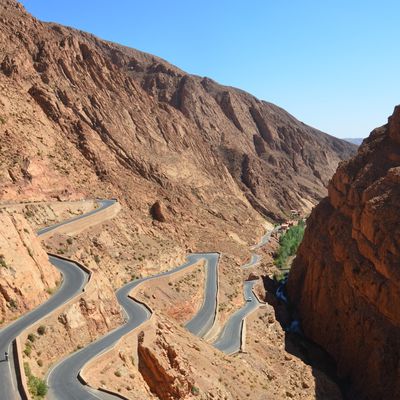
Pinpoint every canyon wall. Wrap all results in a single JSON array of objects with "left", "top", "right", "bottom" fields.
[{"left": 288, "top": 106, "right": 400, "bottom": 400}]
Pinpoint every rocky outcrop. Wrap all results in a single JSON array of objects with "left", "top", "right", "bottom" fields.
[
  {"left": 150, "top": 201, "right": 167, "bottom": 223},
  {"left": 288, "top": 106, "right": 400, "bottom": 400},
  {"left": 0, "top": 210, "right": 60, "bottom": 325},
  {"left": 138, "top": 327, "right": 194, "bottom": 400}
]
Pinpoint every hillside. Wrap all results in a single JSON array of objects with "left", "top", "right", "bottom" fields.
[
  {"left": 288, "top": 106, "right": 400, "bottom": 400},
  {"left": 342, "top": 138, "right": 364, "bottom": 146},
  {"left": 0, "top": 0, "right": 355, "bottom": 221},
  {"left": 0, "top": 1, "right": 356, "bottom": 399}
]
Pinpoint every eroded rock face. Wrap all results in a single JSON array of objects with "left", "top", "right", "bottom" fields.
[
  {"left": 0, "top": 0, "right": 355, "bottom": 221},
  {"left": 288, "top": 106, "right": 400, "bottom": 400},
  {"left": 138, "top": 328, "right": 194, "bottom": 400},
  {"left": 0, "top": 210, "right": 60, "bottom": 325}
]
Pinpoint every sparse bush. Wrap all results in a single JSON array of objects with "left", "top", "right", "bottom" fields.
[
  {"left": 24, "top": 344, "right": 32, "bottom": 357},
  {"left": 66, "top": 237, "right": 73, "bottom": 245},
  {"left": 94, "top": 255, "right": 100, "bottom": 263},
  {"left": 27, "top": 333, "right": 36, "bottom": 343},
  {"left": 46, "top": 287, "right": 55, "bottom": 295},
  {"left": 0, "top": 254, "right": 7, "bottom": 268},
  {"left": 37, "top": 325, "right": 46, "bottom": 335},
  {"left": 25, "top": 364, "right": 48, "bottom": 397},
  {"left": 37, "top": 359, "right": 43, "bottom": 367},
  {"left": 25, "top": 209, "right": 34, "bottom": 218},
  {"left": 114, "top": 370, "right": 122, "bottom": 377},
  {"left": 8, "top": 299, "right": 17, "bottom": 309},
  {"left": 191, "top": 386, "right": 200, "bottom": 395}
]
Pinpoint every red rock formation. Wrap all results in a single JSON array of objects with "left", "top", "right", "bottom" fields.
[
  {"left": 0, "top": 0, "right": 355, "bottom": 221},
  {"left": 288, "top": 106, "right": 400, "bottom": 400},
  {"left": 138, "top": 328, "right": 195, "bottom": 400}
]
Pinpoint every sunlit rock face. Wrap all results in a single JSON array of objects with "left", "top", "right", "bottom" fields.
[{"left": 288, "top": 106, "right": 400, "bottom": 400}]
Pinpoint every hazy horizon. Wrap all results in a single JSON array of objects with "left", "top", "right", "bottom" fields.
[{"left": 20, "top": 0, "right": 400, "bottom": 139}]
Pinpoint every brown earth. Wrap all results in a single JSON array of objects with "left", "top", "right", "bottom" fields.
[
  {"left": 288, "top": 106, "right": 400, "bottom": 400},
  {"left": 0, "top": 0, "right": 355, "bottom": 222},
  {"left": 0, "top": 208, "right": 60, "bottom": 326},
  {"left": 0, "top": 0, "right": 358, "bottom": 399}
]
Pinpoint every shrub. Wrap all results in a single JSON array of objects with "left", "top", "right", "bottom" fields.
[
  {"left": 0, "top": 254, "right": 7, "bottom": 268},
  {"left": 274, "top": 221, "right": 305, "bottom": 269},
  {"left": 114, "top": 370, "right": 122, "bottom": 377},
  {"left": 66, "top": 237, "right": 73, "bottom": 245},
  {"left": 25, "top": 210, "right": 34, "bottom": 218},
  {"left": 37, "top": 325, "right": 46, "bottom": 335},
  {"left": 46, "top": 287, "right": 55, "bottom": 295},
  {"left": 37, "top": 359, "right": 43, "bottom": 367},
  {"left": 24, "top": 361, "right": 48, "bottom": 397},
  {"left": 94, "top": 255, "right": 100, "bottom": 263},
  {"left": 24, "top": 344, "right": 32, "bottom": 357},
  {"left": 191, "top": 386, "right": 200, "bottom": 395},
  {"left": 8, "top": 299, "right": 18, "bottom": 309},
  {"left": 27, "top": 333, "right": 36, "bottom": 343}
]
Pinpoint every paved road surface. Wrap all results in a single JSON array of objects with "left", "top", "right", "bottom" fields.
[
  {"left": 241, "top": 253, "right": 261, "bottom": 269},
  {"left": 212, "top": 280, "right": 261, "bottom": 354},
  {"left": 47, "top": 253, "right": 220, "bottom": 400},
  {"left": 250, "top": 226, "right": 280, "bottom": 250},
  {"left": 185, "top": 253, "right": 219, "bottom": 337},
  {"left": 0, "top": 200, "right": 115, "bottom": 400},
  {"left": 37, "top": 199, "right": 115, "bottom": 236}
]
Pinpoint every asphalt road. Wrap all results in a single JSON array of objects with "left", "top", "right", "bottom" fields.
[
  {"left": 250, "top": 226, "right": 280, "bottom": 250},
  {"left": 212, "top": 280, "right": 261, "bottom": 355},
  {"left": 184, "top": 253, "right": 219, "bottom": 337},
  {"left": 47, "top": 253, "right": 220, "bottom": 400},
  {"left": 241, "top": 253, "right": 261, "bottom": 269},
  {"left": 0, "top": 199, "right": 115, "bottom": 400},
  {"left": 37, "top": 199, "right": 115, "bottom": 236},
  {"left": 0, "top": 258, "right": 88, "bottom": 400}
]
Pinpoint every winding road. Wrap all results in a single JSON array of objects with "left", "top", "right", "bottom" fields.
[
  {"left": 211, "top": 225, "right": 280, "bottom": 355},
  {"left": 0, "top": 199, "right": 115, "bottom": 400},
  {"left": 212, "top": 280, "right": 261, "bottom": 354},
  {"left": 250, "top": 226, "right": 279, "bottom": 250},
  {"left": 0, "top": 198, "right": 276, "bottom": 399},
  {"left": 241, "top": 253, "right": 261, "bottom": 269},
  {"left": 47, "top": 253, "right": 219, "bottom": 400}
]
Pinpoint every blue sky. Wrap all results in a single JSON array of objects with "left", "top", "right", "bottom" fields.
[{"left": 20, "top": 0, "right": 400, "bottom": 138}]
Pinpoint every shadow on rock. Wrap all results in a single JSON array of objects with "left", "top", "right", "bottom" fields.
[{"left": 262, "top": 275, "right": 351, "bottom": 400}]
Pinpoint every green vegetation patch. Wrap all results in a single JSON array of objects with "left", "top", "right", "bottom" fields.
[
  {"left": 24, "top": 362, "right": 48, "bottom": 398},
  {"left": 274, "top": 221, "right": 305, "bottom": 269}
]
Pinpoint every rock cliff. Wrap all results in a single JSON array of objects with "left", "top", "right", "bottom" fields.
[
  {"left": 0, "top": 208, "right": 60, "bottom": 325},
  {"left": 288, "top": 106, "right": 400, "bottom": 400}
]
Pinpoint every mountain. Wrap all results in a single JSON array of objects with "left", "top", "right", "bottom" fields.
[
  {"left": 0, "top": 0, "right": 357, "bottom": 399},
  {"left": 288, "top": 106, "right": 400, "bottom": 400},
  {"left": 342, "top": 138, "right": 364, "bottom": 146},
  {"left": 0, "top": 0, "right": 355, "bottom": 222}
]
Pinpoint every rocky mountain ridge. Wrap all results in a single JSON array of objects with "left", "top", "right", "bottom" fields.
[
  {"left": 0, "top": 0, "right": 355, "bottom": 222},
  {"left": 288, "top": 106, "right": 400, "bottom": 400},
  {"left": 0, "top": 1, "right": 358, "bottom": 399}
]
